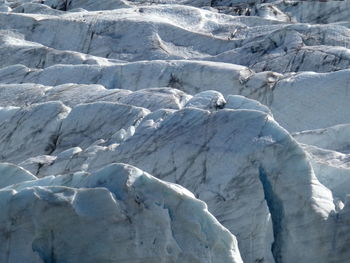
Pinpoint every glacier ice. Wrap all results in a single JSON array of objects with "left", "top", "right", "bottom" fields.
[
  {"left": 0, "top": 0, "right": 350, "bottom": 263},
  {"left": 0, "top": 163, "right": 243, "bottom": 263}
]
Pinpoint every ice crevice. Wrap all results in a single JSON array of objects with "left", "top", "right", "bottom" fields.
[{"left": 258, "top": 165, "right": 284, "bottom": 263}]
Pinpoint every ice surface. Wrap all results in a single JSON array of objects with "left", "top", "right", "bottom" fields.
[
  {"left": 0, "top": 163, "right": 243, "bottom": 263},
  {"left": 1, "top": 0, "right": 350, "bottom": 262}
]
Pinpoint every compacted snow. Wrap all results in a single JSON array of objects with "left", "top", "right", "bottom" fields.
[{"left": 0, "top": 0, "right": 349, "bottom": 263}]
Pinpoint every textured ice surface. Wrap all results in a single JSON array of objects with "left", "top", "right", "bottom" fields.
[
  {"left": 0, "top": 163, "right": 243, "bottom": 263},
  {"left": 0, "top": 0, "right": 350, "bottom": 263}
]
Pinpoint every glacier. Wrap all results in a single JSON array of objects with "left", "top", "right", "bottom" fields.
[
  {"left": 0, "top": 0, "right": 349, "bottom": 263},
  {"left": 0, "top": 163, "right": 243, "bottom": 263}
]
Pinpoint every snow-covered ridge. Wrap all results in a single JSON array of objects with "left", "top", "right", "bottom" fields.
[{"left": 0, "top": 0, "right": 349, "bottom": 263}]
